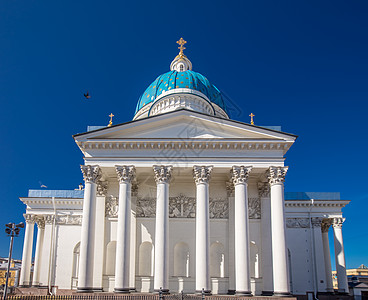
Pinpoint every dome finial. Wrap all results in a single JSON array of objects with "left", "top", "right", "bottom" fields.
[
  {"left": 171, "top": 37, "right": 192, "bottom": 72},
  {"left": 176, "top": 37, "right": 187, "bottom": 58}
]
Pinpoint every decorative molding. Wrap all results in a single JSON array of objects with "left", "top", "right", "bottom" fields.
[
  {"left": 248, "top": 198, "right": 261, "bottom": 219},
  {"left": 193, "top": 165, "right": 213, "bottom": 184},
  {"left": 226, "top": 181, "right": 234, "bottom": 197},
  {"left": 311, "top": 217, "right": 323, "bottom": 228},
  {"left": 56, "top": 215, "right": 82, "bottom": 225},
  {"left": 23, "top": 214, "right": 36, "bottom": 224},
  {"left": 332, "top": 217, "right": 345, "bottom": 229},
  {"left": 257, "top": 182, "right": 270, "bottom": 198},
  {"left": 136, "top": 198, "right": 156, "bottom": 218},
  {"left": 105, "top": 196, "right": 119, "bottom": 218},
  {"left": 153, "top": 165, "right": 173, "bottom": 184},
  {"left": 35, "top": 216, "right": 45, "bottom": 229},
  {"left": 80, "top": 165, "right": 102, "bottom": 183},
  {"left": 134, "top": 195, "right": 260, "bottom": 219},
  {"left": 209, "top": 198, "right": 229, "bottom": 219},
  {"left": 286, "top": 218, "right": 310, "bottom": 228},
  {"left": 267, "top": 166, "right": 288, "bottom": 185},
  {"left": 231, "top": 166, "right": 252, "bottom": 185},
  {"left": 115, "top": 165, "right": 136, "bottom": 183},
  {"left": 131, "top": 183, "right": 139, "bottom": 197},
  {"left": 169, "top": 194, "right": 196, "bottom": 218},
  {"left": 97, "top": 181, "right": 108, "bottom": 196}
]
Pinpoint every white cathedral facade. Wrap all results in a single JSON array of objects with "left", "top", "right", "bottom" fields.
[{"left": 19, "top": 39, "right": 350, "bottom": 297}]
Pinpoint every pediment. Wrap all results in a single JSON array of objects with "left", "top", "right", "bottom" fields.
[{"left": 74, "top": 110, "right": 296, "bottom": 142}]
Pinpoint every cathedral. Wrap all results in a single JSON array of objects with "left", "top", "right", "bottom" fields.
[{"left": 19, "top": 39, "right": 350, "bottom": 297}]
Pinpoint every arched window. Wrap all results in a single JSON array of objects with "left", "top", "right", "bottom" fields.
[
  {"left": 71, "top": 242, "right": 80, "bottom": 289},
  {"left": 250, "top": 241, "right": 259, "bottom": 278},
  {"left": 72, "top": 242, "right": 80, "bottom": 278},
  {"left": 139, "top": 242, "right": 153, "bottom": 276},
  {"left": 179, "top": 64, "right": 184, "bottom": 72},
  {"left": 105, "top": 241, "right": 116, "bottom": 275},
  {"left": 210, "top": 242, "right": 225, "bottom": 278},
  {"left": 174, "top": 242, "right": 190, "bottom": 277}
]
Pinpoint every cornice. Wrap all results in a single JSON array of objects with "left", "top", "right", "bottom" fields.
[
  {"left": 285, "top": 200, "right": 350, "bottom": 208},
  {"left": 20, "top": 198, "right": 83, "bottom": 206},
  {"left": 77, "top": 140, "right": 293, "bottom": 153}
]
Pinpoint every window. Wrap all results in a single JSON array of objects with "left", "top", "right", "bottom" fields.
[
  {"left": 105, "top": 241, "right": 117, "bottom": 275},
  {"left": 139, "top": 242, "right": 153, "bottom": 276},
  {"left": 174, "top": 242, "right": 190, "bottom": 277},
  {"left": 210, "top": 242, "right": 225, "bottom": 278}
]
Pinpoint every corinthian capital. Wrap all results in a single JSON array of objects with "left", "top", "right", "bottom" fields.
[
  {"left": 81, "top": 165, "right": 102, "bottom": 183},
  {"left": 35, "top": 216, "right": 45, "bottom": 229},
  {"left": 231, "top": 166, "right": 252, "bottom": 185},
  {"left": 24, "top": 214, "right": 36, "bottom": 224},
  {"left": 267, "top": 166, "right": 288, "bottom": 185},
  {"left": 153, "top": 165, "right": 173, "bottom": 184},
  {"left": 115, "top": 165, "right": 136, "bottom": 183},
  {"left": 321, "top": 219, "right": 332, "bottom": 233},
  {"left": 332, "top": 217, "right": 345, "bottom": 229},
  {"left": 257, "top": 182, "right": 270, "bottom": 198},
  {"left": 193, "top": 165, "right": 213, "bottom": 184}
]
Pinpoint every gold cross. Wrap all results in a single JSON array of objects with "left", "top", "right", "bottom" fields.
[
  {"left": 176, "top": 37, "right": 187, "bottom": 56},
  {"left": 108, "top": 113, "right": 114, "bottom": 127},
  {"left": 249, "top": 113, "right": 255, "bottom": 125}
]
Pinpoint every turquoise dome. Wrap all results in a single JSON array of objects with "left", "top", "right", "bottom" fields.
[{"left": 135, "top": 70, "right": 227, "bottom": 114}]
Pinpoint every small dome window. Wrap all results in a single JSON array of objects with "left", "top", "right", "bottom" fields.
[{"left": 179, "top": 64, "right": 184, "bottom": 72}]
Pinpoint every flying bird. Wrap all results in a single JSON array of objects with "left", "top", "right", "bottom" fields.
[{"left": 84, "top": 91, "right": 91, "bottom": 99}]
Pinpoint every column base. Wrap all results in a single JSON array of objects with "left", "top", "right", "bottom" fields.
[
  {"left": 31, "top": 284, "right": 40, "bottom": 287},
  {"left": 227, "top": 289, "right": 236, "bottom": 295},
  {"left": 195, "top": 290, "right": 211, "bottom": 295},
  {"left": 18, "top": 284, "right": 31, "bottom": 288},
  {"left": 114, "top": 288, "right": 130, "bottom": 293},
  {"left": 262, "top": 291, "right": 274, "bottom": 296},
  {"left": 129, "top": 288, "right": 137, "bottom": 292},
  {"left": 236, "top": 290, "right": 253, "bottom": 296},
  {"left": 154, "top": 289, "right": 170, "bottom": 294},
  {"left": 77, "top": 287, "right": 94, "bottom": 293}
]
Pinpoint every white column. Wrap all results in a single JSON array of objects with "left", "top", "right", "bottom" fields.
[
  {"left": 311, "top": 218, "right": 327, "bottom": 293},
  {"left": 153, "top": 165, "right": 173, "bottom": 293},
  {"left": 93, "top": 181, "right": 108, "bottom": 291},
  {"left": 193, "top": 165, "right": 213, "bottom": 294},
  {"left": 78, "top": 165, "right": 101, "bottom": 292},
  {"left": 258, "top": 182, "right": 273, "bottom": 295},
  {"left": 115, "top": 166, "right": 136, "bottom": 293},
  {"left": 267, "top": 166, "right": 290, "bottom": 296},
  {"left": 333, "top": 217, "right": 349, "bottom": 293},
  {"left": 19, "top": 214, "right": 35, "bottom": 287},
  {"left": 321, "top": 220, "right": 334, "bottom": 293},
  {"left": 231, "top": 166, "right": 252, "bottom": 295},
  {"left": 32, "top": 216, "right": 45, "bottom": 286}
]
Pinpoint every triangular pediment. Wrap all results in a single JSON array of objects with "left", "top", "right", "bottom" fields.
[{"left": 74, "top": 109, "right": 296, "bottom": 142}]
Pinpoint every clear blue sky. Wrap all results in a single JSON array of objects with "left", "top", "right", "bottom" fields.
[{"left": 0, "top": 1, "right": 367, "bottom": 269}]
